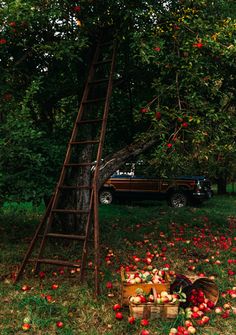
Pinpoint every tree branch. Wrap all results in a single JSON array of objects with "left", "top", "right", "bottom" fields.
[{"left": 98, "top": 135, "right": 159, "bottom": 188}]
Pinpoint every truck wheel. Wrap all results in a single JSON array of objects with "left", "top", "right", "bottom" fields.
[
  {"left": 99, "top": 189, "right": 113, "bottom": 205},
  {"left": 169, "top": 192, "right": 187, "bottom": 208}
]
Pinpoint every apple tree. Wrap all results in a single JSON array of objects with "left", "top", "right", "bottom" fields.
[{"left": 0, "top": 0, "right": 236, "bottom": 204}]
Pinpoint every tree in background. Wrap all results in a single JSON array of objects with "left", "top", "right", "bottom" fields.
[{"left": 0, "top": 0, "right": 236, "bottom": 204}]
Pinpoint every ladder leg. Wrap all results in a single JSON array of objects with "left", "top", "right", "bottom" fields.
[
  {"left": 80, "top": 191, "right": 94, "bottom": 282},
  {"left": 14, "top": 197, "right": 53, "bottom": 282},
  {"left": 93, "top": 189, "right": 100, "bottom": 296}
]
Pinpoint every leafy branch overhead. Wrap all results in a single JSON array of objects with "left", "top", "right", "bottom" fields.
[{"left": 0, "top": 0, "right": 236, "bottom": 202}]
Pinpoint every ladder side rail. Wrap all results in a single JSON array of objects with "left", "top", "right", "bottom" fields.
[
  {"left": 80, "top": 188, "right": 94, "bottom": 282},
  {"left": 92, "top": 41, "right": 117, "bottom": 296}
]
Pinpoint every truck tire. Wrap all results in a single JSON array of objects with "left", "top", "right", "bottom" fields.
[
  {"left": 99, "top": 189, "right": 113, "bottom": 205},
  {"left": 169, "top": 192, "right": 187, "bottom": 208}
]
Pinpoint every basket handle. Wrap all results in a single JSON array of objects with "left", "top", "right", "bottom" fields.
[
  {"left": 152, "top": 286, "right": 158, "bottom": 304},
  {"left": 120, "top": 267, "right": 125, "bottom": 282}
]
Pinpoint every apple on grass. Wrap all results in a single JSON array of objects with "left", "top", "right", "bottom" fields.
[
  {"left": 115, "top": 312, "right": 123, "bottom": 320},
  {"left": 215, "top": 306, "right": 223, "bottom": 314},
  {"left": 128, "top": 316, "right": 136, "bottom": 324},
  {"left": 22, "top": 323, "right": 31, "bottom": 331},
  {"left": 140, "top": 330, "right": 150, "bottom": 335},
  {"left": 21, "top": 285, "right": 31, "bottom": 292},
  {"left": 56, "top": 321, "right": 64, "bottom": 328},
  {"left": 51, "top": 283, "right": 59, "bottom": 290},
  {"left": 187, "top": 325, "right": 197, "bottom": 334},
  {"left": 113, "top": 303, "right": 121, "bottom": 311},
  {"left": 140, "top": 319, "right": 149, "bottom": 326}
]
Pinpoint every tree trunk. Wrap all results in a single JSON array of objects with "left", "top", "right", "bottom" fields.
[{"left": 53, "top": 134, "right": 159, "bottom": 233}]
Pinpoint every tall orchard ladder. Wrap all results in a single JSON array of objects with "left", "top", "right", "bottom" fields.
[{"left": 15, "top": 31, "right": 117, "bottom": 296}]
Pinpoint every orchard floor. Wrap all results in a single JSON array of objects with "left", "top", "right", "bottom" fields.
[{"left": 0, "top": 195, "right": 235, "bottom": 334}]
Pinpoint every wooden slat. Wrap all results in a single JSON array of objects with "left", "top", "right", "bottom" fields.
[
  {"left": 46, "top": 233, "right": 86, "bottom": 240},
  {"left": 78, "top": 118, "right": 103, "bottom": 124},
  {"left": 69, "top": 140, "right": 99, "bottom": 145},
  {"left": 51, "top": 209, "right": 89, "bottom": 214},
  {"left": 82, "top": 98, "right": 106, "bottom": 104},
  {"left": 59, "top": 185, "right": 91, "bottom": 190},
  {"left": 29, "top": 258, "right": 81, "bottom": 268},
  {"left": 94, "top": 59, "right": 112, "bottom": 66},
  {"left": 88, "top": 78, "right": 109, "bottom": 85},
  {"left": 64, "top": 162, "right": 93, "bottom": 167}
]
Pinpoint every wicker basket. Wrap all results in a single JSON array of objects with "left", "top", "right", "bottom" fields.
[
  {"left": 188, "top": 277, "right": 219, "bottom": 305},
  {"left": 129, "top": 288, "right": 179, "bottom": 319},
  {"left": 176, "top": 276, "right": 220, "bottom": 308},
  {"left": 121, "top": 269, "right": 170, "bottom": 306}
]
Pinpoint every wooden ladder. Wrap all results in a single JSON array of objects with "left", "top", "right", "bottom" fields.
[{"left": 14, "top": 31, "right": 117, "bottom": 296}]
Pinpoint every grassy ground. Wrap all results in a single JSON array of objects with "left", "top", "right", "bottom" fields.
[{"left": 0, "top": 195, "right": 235, "bottom": 335}]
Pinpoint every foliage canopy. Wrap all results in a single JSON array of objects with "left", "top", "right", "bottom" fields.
[{"left": 0, "top": 0, "right": 236, "bottom": 202}]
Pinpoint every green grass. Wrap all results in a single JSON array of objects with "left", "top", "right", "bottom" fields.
[{"left": 0, "top": 195, "right": 235, "bottom": 334}]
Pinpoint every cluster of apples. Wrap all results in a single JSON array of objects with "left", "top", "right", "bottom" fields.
[
  {"left": 169, "top": 322, "right": 197, "bottom": 335},
  {"left": 129, "top": 289, "right": 181, "bottom": 305},
  {"left": 124, "top": 268, "right": 167, "bottom": 285},
  {"left": 187, "top": 287, "right": 215, "bottom": 310}
]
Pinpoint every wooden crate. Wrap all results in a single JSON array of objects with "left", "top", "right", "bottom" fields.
[
  {"left": 121, "top": 269, "right": 170, "bottom": 306},
  {"left": 129, "top": 302, "right": 179, "bottom": 319}
]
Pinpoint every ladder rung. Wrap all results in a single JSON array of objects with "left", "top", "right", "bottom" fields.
[
  {"left": 88, "top": 78, "right": 109, "bottom": 85},
  {"left": 59, "top": 185, "right": 91, "bottom": 190},
  {"left": 51, "top": 209, "right": 89, "bottom": 214},
  {"left": 78, "top": 118, "right": 103, "bottom": 124},
  {"left": 70, "top": 140, "right": 99, "bottom": 145},
  {"left": 64, "top": 162, "right": 93, "bottom": 167},
  {"left": 83, "top": 98, "right": 106, "bottom": 104},
  {"left": 94, "top": 59, "right": 112, "bottom": 66},
  {"left": 99, "top": 41, "right": 113, "bottom": 47},
  {"left": 29, "top": 258, "right": 81, "bottom": 268},
  {"left": 46, "top": 233, "right": 86, "bottom": 240}
]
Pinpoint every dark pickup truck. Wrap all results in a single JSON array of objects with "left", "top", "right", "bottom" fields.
[{"left": 99, "top": 174, "right": 213, "bottom": 207}]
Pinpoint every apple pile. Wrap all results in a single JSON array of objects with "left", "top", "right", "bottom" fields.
[
  {"left": 129, "top": 289, "right": 183, "bottom": 305},
  {"left": 186, "top": 287, "right": 215, "bottom": 311},
  {"left": 169, "top": 323, "right": 197, "bottom": 335},
  {"left": 124, "top": 268, "right": 167, "bottom": 285}
]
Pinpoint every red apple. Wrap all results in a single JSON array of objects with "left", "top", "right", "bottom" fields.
[
  {"left": 140, "top": 108, "right": 148, "bottom": 113},
  {"left": 22, "top": 323, "right": 31, "bottom": 331},
  {"left": 141, "top": 330, "right": 150, "bottom": 335},
  {"left": 140, "top": 319, "right": 149, "bottom": 326},
  {"left": 51, "top": 283, "right": 59, "bottom": 290},
  {"left": 184, "top": 320, "right": 193, "bottom": 328},
  {"left": 191, "top": 311, "right": 200, "bottom": 319},
  {"left": 106, "top": 281, "right": 113, "bottom": 289},
  {"left": 56, "top": 321, "right": 64, "bottom": 328},
  {"left": 207, "top": 300, "right": 215, "bottom": 309},
  {"left": 113, "top": 303, "right": 121, "bottom": 311},
  {"left": 39, "top": 271, "right": 45, "bottom": 279},
  {"left": 155, "top": 112, "right": 161, "bottom": 120},
  {"left": 21, "top": 285, "right": 31, "bottom": 292},
  {"left": 201, "top": 315, "right": 210, "bottom": 324},
  {"left": 115, "top": 312, "right": 123, "bottom": 320},
  {"left": 128, "top": 316, "right": 136, "bottom": 324}
]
